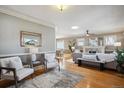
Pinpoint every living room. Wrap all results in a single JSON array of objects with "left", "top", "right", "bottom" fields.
[{"left": 0, "top": 2, "right": 124, "bottom": 91}]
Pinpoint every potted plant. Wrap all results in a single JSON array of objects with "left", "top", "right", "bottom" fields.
[
  {"left": 116, "top": 49, "right": 124, "bottom": 73},
  {"left": 68, "top": 40, "right": 76, "bottom": 53}
]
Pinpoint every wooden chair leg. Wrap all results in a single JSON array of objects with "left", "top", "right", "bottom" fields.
[
  {"left": 45, "top": 65, "right": 47, "bottom": 72},
  {"left": 13, "top": 70, "right": 18, "bottom": 88},
  {"left": 0, "top": 69, "right": 2, "bottom": 80},
  {"left": 15, "top": 79, "right": 18, "bottom": 88},
  {"left": 0, "top": 75, "right": 1, "bottom": 80}
]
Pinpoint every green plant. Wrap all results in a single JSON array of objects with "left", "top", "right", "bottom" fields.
[
  {"left": 116, "top": 49, "right": 124, "bottom": 65},
  {"left": 68, "top": 40, "right": 76, "bottom": 53}
]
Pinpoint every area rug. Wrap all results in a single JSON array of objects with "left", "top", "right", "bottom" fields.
[{"left": 9, "top": 69, "right": 83, "bottom": 88}]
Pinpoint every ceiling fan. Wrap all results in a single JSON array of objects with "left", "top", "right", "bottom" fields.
[
  {"left": 83, "top": 30, "right": 96, "bottom": 37},
  {"left": 86, "top": 30, "right": 90, "bottom": 36}
]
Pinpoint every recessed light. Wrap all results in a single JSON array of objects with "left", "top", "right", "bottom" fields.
[{"left": 71, "top": 26, "right": 79, "bottom": 29}]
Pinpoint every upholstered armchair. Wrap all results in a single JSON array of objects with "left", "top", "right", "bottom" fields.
[
  {"left": 45, "top": 53, "right": 60, "bottom": 71},
  {"left": 0, "top": 56, "right": 34, "bottom": 88},
  {"left": 72, "top": 53, "right": 82, "bottom": 63}
]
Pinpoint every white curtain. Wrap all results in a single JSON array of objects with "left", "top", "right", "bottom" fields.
[
  {"left": 56, "top": 40, "right": 64, "bottom": 49},
  {"left": 104, "top": 35, "right": 117, "bottom": 45}
]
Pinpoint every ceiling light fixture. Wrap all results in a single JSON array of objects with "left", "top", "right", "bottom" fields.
[
  {"left": 57, "top": 5, "right": 68, "bottom": 12},
  {"left": 71, "top": 26, "right": 79, "bottom": 29},
  {"left": 57, "top": 5, "right": 64, "bottom": 12},
  {"left": 86, "top": 30, "right": 89, "bottom": 36},
  {"left": 83, "top": 30, "right": 96, "bottom": 37}
]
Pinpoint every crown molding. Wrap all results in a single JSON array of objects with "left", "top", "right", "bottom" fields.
[{"left": 0, "top": 7, "right": 55, "bottom": 28}]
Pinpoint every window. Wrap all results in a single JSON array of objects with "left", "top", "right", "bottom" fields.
[
  {"left": 89, "top": 38, "right": 98, "bottom": 46},
  {"left": 56, "top": 40, "right": 64, "bottom": 49},
  {"left": 104, "top": 35, "right": 117, "bottom": 45},
  {"left": 77, "top": 38, "right": 84, "bottom": 46}
]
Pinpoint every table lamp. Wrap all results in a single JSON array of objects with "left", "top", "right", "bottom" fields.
[{"left": 29, "top": 47, "right": 38, "bottom": 62}]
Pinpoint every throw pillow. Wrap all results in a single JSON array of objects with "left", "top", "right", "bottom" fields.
[{"left": 96, "top": 55, "right": 100, "bottom": 61}]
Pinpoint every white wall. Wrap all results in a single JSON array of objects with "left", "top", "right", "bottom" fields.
[{"left": 0, "top": 12, "right": 56, "bottom": 54}]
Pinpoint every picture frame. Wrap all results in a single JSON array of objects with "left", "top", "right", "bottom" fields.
[{"left": 20, "top": 31, "right": 42, "bottom": 47}]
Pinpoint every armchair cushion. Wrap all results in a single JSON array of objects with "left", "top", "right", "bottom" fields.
[
  {"left": 47, "top": 62, "right": 58, "bottom": 69},
  {"left": 2, "top": 68, "right": 34, "bottom": 81},
  {"left": 16, "top": 68, "right": 34, "bottom": 81},
  {"left": 9, "top": 57, "right": 24, "bottom": 71}
]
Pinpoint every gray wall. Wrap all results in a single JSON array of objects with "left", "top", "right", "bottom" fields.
[{"left": 0, "top": 12, "right": 56, "bottom": 55}]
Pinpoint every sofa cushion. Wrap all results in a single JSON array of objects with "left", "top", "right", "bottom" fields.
[
  {"left": 82, "top": 54, "right": 97, "bottom": 61},
  {"left": 96, "top": 53, "right": 116, "bottom": 62},
  {"left": 9, "top": 57, "right": 23, "bottom": 70}
]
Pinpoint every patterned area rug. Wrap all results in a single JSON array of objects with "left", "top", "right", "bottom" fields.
[{"left": 9, "top": 69, "right": 83, "bottom": 88}]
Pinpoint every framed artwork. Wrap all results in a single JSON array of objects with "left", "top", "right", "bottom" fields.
[{"left": 20, "top": 31, "right": 42, "bottom": 47}]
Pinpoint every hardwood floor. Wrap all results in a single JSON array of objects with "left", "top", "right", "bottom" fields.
[
  {"left": 0, "top": 60, "right": 124, "bottom": 88},
  {"left": 64, "top": 61, "right": 124, "bottom": 88}
]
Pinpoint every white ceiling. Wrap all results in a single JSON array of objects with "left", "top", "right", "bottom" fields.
[{"left": 1, "top": 5, "right": 124, "bottom": 38}]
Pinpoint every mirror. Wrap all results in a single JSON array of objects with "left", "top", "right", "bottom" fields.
[{"left": 20, "top": 31, "right": 42, "bottom": 47}]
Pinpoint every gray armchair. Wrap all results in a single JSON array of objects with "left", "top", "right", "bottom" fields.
[
  {"left": 0, "top": 56, "right": 34, "bottom": 87},
  {"left": 72, "top": 53, "right": 82, "bottom": 63}
]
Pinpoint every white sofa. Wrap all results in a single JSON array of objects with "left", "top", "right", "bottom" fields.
[
  {"left": 96, "top": 53, "right": 117, "bottom": 70},
  {"left": 73, "top": 53, "right": 117, "bottom": 70}
]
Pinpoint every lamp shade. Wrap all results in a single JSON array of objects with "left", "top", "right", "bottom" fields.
[
  {"left": 29, "top": 47, "right": 38, "bottom": 53},
  {"left": 114, "top": 42, "right": 121, "bottom": 47}
]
